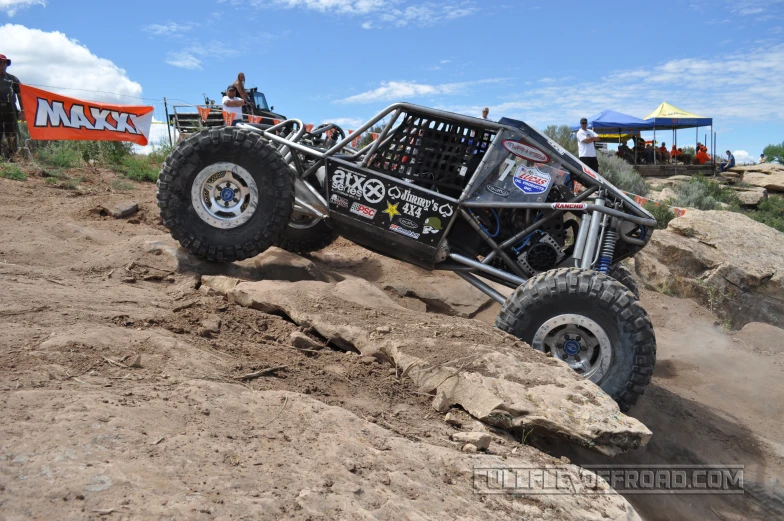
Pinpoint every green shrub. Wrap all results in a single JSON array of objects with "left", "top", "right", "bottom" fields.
[
  {"left": 690, "top": 173, "right": 740, "bottom": 206},
  {"left": 543, "top": 125, "right": 578, "bottom": 156},
  {"left": 117, "top": 155, "right": 159, "bottom": 182},
  {"left": 673, "top": 181, "right": 718, "bottom": 210},
  {"left": 34, "top": 141, "right": 83, "bottom": 168},
  {"left": 747, "top": 196, "right": 784, "bottom": 233},
  {"left": 597, "top": 153, "right": 648, "bottom": 195},
  {"left": 0, "top": 163, "right": 27, "bottom": 181},
  {"left": 644, "top": 201, "right": 676, "bottom": 229},
  {"left": 111, "top": 178, "right": 135, "bottom": 191},
  {"left": 147, "top": 140, "right": 174, "bottom": 166}
]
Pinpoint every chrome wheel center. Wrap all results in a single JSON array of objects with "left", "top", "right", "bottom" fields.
[
  {"left": 191, "top": 162, "right": 259, "bottom": 229},
  {"left": 532, "top": 314, "right": 612, "bottom": 383}
]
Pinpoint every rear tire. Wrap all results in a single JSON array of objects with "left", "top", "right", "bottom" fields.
[
  {"left": 275, "top": 214, "right": 339, "bottom": 254},
  {"left": 157, "top": 127, "right": 294, "bottom": 262},
  {"left": 608, "top": 263, "right": 640, "bottom": 298},
  {"left": 495, "top": 268, "right": 656, "bottom": 412}
]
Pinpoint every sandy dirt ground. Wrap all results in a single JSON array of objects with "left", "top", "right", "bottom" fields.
[{"left": 1, "top": 167, "right": 782, "bottom": 520}]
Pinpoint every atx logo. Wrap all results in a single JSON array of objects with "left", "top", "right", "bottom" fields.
[{"left": 331, "top": 168, "right": 385, "bottom": 203}]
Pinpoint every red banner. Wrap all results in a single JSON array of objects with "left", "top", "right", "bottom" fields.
[
  {"left": 247, "top": 114, "right": 262, "bottom": 124},
  {"left": 273, "top": 119, "right": 281, "bottom": 125},
  {"left": 371, "top": 132, "right": 380, "bottom": 141},
  {"left": 197, "top": 106, "right": 211, "bottom": 123},
  {"left": 19, "top": 85, "right": 153, "bottom": 146},
  {"left": 305, "top": 124, "right": 314, "bottom": 133},
  {"left": 222, "top": 111, "right": 236, "bottom": 126}
]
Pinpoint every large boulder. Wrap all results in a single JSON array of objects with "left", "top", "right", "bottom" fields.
[
  {"left": 220, "top": 277, "right": 652, "bottom": 456},
  {"left": 733, "top": 186, "right": 768, "bottom": 208},
  {"left": 728, "top": 163, "right": 784, "bottom": 193},
  {"left": 0, "top": 384, "right": 641, "bottom": 520},
  {"left": 635, "top": 210, "right": 784, "bottom": 328}
]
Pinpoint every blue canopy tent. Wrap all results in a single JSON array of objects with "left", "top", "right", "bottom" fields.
[
  {"left": 570, "top": 110, "right": 654, "bottom": 164},
  {"left": 569, "top": 109, "right": 654, "bottom": 133}
]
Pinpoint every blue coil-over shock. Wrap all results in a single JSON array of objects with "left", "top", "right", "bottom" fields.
[{"left": 595, "top": 227, "right": 618, "bottom": 274}]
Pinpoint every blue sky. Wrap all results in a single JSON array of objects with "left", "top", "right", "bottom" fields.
[{"left": 1, "top": 0, "right": 783, "bottom": 160}]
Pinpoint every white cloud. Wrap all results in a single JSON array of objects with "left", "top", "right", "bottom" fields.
[
  {"left": 134, "top": 118, "right": 178, "bottom": 155},
  {"left": 0, "top": 24, "right": 143, "bottom": 104},
  {"left": 733, "top": 150, "right": 753, "bottom": 164},
  {"left": 0, "top": 0, "right": 44, "bottom": 16},
  {"left": 143, "top": 21, "right": 194, "bottom": 36},
  {"left": 165, "top": 50, "right": 202, "bottom": 70},
  {"left": 446, "top": 42, "right": 784, "bottom": 128},
  {"left": 338, "top": 79, "right": 503, "bottom": 104},
  {"left": 232, "top": 0, "right": 477, "bottom": 27},
  {"left": 320, "top": 117, "right": 365, "bottom": 128}
]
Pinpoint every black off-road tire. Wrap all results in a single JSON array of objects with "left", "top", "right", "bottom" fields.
[
  {"left": 608, "top": 263, "right": 640, "bottom": 298},
  {"left": 275, "top": 218, "right": 340, "bottom": 254},
  {"left": 157, "top": 127, "right": 294, "bottom": 262},
  {"left": 495, "top": 268, "right": 656, "bottom": 412}
]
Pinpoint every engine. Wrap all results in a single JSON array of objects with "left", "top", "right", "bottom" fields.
[{"left": 472, "top": 183, "right": 579, "bottom": 277}]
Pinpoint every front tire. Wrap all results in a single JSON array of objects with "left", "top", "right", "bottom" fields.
[
  {"left": 157, "top": 127, "right": 294, "bottom": 262},
  {"left": 608, "top": 263, "right": 640, "bottom": 298},
  {"left": 495, "top": 268, "right": 656, "bottom": 412}
]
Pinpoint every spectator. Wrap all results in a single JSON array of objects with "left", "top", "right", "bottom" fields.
[
  {"left": 759, "top": 153, "right": 766, "bottom": 164},
  {"left": 233, "top": 72, "right": 251, "bottom": 105},
  {"left": 0, "top": 53, "right": 24, "bottom": 160},
  {"left": 671, "top": 144, "right": 679, "bottom": 163},
  {"left": 481, "top": 107, "right": 489, "bottom": 120},
  {"left": 693, "top": 146, "right": 710, "bottom": 165},
  {"left": 576, "top": 117, "right": 600, "bottom": 173},
  {"left": 658, "top": 142, "right": 670, "bottom": 162},
  {"left": 720, "top": 150, "right": 735, "bottom": 172},
  {"left": 617, "top": 142, "right": 633, "bottom": 163},
  {"left": 645, "top": 143, "right": 654, "bottom": 164},
  {"left": 222, "top": 85, "right": 245, "bottom": 125}
]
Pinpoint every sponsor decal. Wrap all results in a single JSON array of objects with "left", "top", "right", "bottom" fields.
[
  {"left": 389, "top": 224, "right": 421, "bottom": 240},
  {"left": 582, "top": 165, "right": 598, "bottom": 179},
  {"left": 398, "top": 218, "right": 418, "bottom": 229},
  {"left": 20, "top": 84, "right": 153, "bottom": 146},
  {"left": 331, "top": 168, "right": 386, "bottom": 203},
  {"left": 329, "top": 194, "right": 349, "bottom": 208},
  {"left": 382, "top": 201, "right": 401, "bottom": 220},
  {"left": 350, "top": 202, "right": 377, "bottom": 219},
  {"left": 486, "top": 184, "right": 510, "bottom": 197},
  {"left": 512, "top": 166, "right": 551, "bottom": 195},
  {"left": 552, "top": 202, "right": 588, "bottom": 210},
  {"left": 423, "top": 216, "right": 443, "bottom": 235},
  {"left": 386, "top": 185, "right": 454, "bottom": 219},
  {"left": 502, "top": 140, "right": 550, "bottom": 163}
]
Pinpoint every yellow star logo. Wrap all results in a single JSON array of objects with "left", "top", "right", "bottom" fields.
[{"left": 383, "top": 201, "right": 400, "bottom": 220}]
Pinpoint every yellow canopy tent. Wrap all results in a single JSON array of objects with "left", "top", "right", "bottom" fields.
[{"left": 643, "top": 102, "right": 714, "bottom": 167}]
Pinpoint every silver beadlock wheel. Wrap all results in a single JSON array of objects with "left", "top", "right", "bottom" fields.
[
  {"left": 191, "top": 162, "right": 259, "bottom": 229},
  {"left": 532, "top": 314, "right": 612, "bottom": 382}
]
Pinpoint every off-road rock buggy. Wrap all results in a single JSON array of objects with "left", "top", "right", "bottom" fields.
[{"left": 156, "top": 103, "right": 658, "bottom": 411}]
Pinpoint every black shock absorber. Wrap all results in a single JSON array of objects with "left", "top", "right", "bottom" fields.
[{"left": 596, "top": 222, "right": 618, "bottom": 274}]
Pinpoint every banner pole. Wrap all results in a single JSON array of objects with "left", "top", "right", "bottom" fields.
[{"left": 164, "top": 97, "right": 173, "bottom": 147}]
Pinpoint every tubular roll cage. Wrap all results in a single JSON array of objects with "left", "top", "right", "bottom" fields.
[{"left": 236, "top": 103, "right": 657, "bottom": 303}]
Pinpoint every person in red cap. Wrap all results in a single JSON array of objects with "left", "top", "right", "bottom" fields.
[{"left": 0, "top": 54, "right": 24, "bottom": 160}]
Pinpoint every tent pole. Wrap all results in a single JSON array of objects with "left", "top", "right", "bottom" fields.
[{"left": 653, "top": 127, "right": 657, "bottom": 165}]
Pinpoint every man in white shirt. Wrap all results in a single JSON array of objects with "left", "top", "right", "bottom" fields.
[
  {"left": 222, "top": 85, "right": 244, "bottom": 125},
  {"left": 481, "top": 107, "right": 489, "bottom": 120},
  {"left": 576, "top": 117, "right": 601, "bottom": 173}
]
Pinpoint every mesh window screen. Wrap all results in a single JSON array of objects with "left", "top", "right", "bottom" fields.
[{"left": 368, "top": 111, "right": 496, "bottom": 193}]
